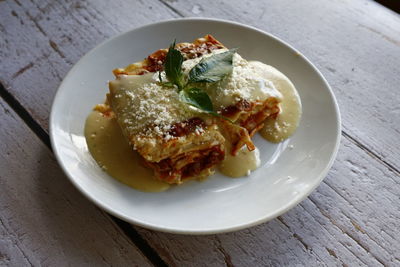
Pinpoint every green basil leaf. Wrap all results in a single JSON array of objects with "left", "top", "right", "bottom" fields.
[
  {"left": 179, "top": 87, "right": 213, "bottom": 113},
  {"left": 164, "top": 41, "right": 184, "bottom": 89},
  {"left": 188, "top": 49, "right": 237, "bottom": 83}
]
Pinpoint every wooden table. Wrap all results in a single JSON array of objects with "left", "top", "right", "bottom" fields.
[{"left": 1, "top": 0, "right": 399, "bottom": 266}]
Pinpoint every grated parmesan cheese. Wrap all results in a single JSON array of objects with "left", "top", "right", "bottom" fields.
[
  {"left": 109, "top": 73, "right": 197, "bottom": 138},
  {"left": 108, "top": 50, "right": 283, "bottom": 139}
]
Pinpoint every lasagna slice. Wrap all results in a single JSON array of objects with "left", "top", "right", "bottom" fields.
[
  {"left": 108, "top": 72, "right": 225, "bottom": 184},
  {"left": 107, "top": 35, "right": 281, "bottom": 183}
]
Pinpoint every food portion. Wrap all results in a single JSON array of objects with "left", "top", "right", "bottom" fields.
[
  {"left": 85, "top": 35, "right": 301, "bottom": 189},
  {"left": 107, "top": 72, "right": 225, "bottom": 184}
]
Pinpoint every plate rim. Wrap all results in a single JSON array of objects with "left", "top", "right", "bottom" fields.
[{"left": 49, "top": 17, "right": 341, "bottom": 235}]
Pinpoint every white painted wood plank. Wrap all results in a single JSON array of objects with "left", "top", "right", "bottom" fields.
[
  {"left": 0, "top": 99, "right": 152, "bottom": 266},
  {"left": 1, "top": 0, "right": 400, "bottom": 266},
  {"left": 160, "top": 0, "right": 400, "bottom": 171},
  {"left": 138, "top": 136, "right": 400, "bottom": 266}
]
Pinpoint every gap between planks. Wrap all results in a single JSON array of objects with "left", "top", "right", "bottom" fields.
[
  {"left": 2, "top": 69, "right": 400, "bottom": 265},
  {"left": 0, "top": 216, "right": 35, "bottom": 266},
  {"left": 157, "top": 0, "right": 185, "bottom": 17},
  {"left": 0, "top": 81, "right": 169, "bottom": 267},
  {"left": 1, "top": 73, "right": 399, "bottom": 265},
  {"left": 342, "top": 130, "right": 400, "bottom": 176},
  {"left": 2, "top": 1, "right": 399, "bottom": 264}
]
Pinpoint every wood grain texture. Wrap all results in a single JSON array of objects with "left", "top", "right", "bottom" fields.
[
  {"left": 0, "top": 0, "right": 177, "bottom": 129},
  {"left": 0, "top": 99, "right": 151, "bottom": 266},
  {"left": 1, "top": 0, "right": 400, "bottom": 266},
  {"left": 137, "top": 136, "right": 400, "bottom": 266}
]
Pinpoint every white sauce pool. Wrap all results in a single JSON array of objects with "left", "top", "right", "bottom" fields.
[
  {"left": 85, "top": 111, "right": 170, "bottom": 192},
  {"left": 249, "top": 62, "right": 302, "bottom": 142},
  {"left": 219, "top": 146, "right": 260, "bottom": 177}
]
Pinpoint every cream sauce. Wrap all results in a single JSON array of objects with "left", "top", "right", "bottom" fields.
[
  {"left": 219, "top": 146, "right": 260, "bottom": 177},
  {"left": 84, "top": 111, "right": 169, "bottom": 192},
  {"left": 219, "top": 62, "right": 301, "bottom": 176},
  {"left": 249, "top": 62, "right": 302, "bottom": 143}
]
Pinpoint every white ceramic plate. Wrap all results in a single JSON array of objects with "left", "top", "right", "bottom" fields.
[{"left": 50, "top": 18, "right": 340, "bottom": 234}]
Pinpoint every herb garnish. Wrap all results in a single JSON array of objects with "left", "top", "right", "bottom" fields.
[
  {"left": 164, "top": 42, "right": 185, "bottom": 89},
  {"left": 161, "top": 41, "right": 236, "bottom": 120},
  {"left": 188, "top": 48, "right": 237, "bottom": 83}
]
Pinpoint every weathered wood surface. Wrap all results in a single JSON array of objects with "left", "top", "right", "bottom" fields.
[
  {"left": 1, "top": 0, "right": 400, "bottom": 266},
  {"left": 0, "top": 0, "right": 177, "bottom": 129},
  {"left": 0, "top": 98, "right": 151, "bottom": 266},
  {"left": 138, "top": 136, "right": 400, "bottom": 266}
]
